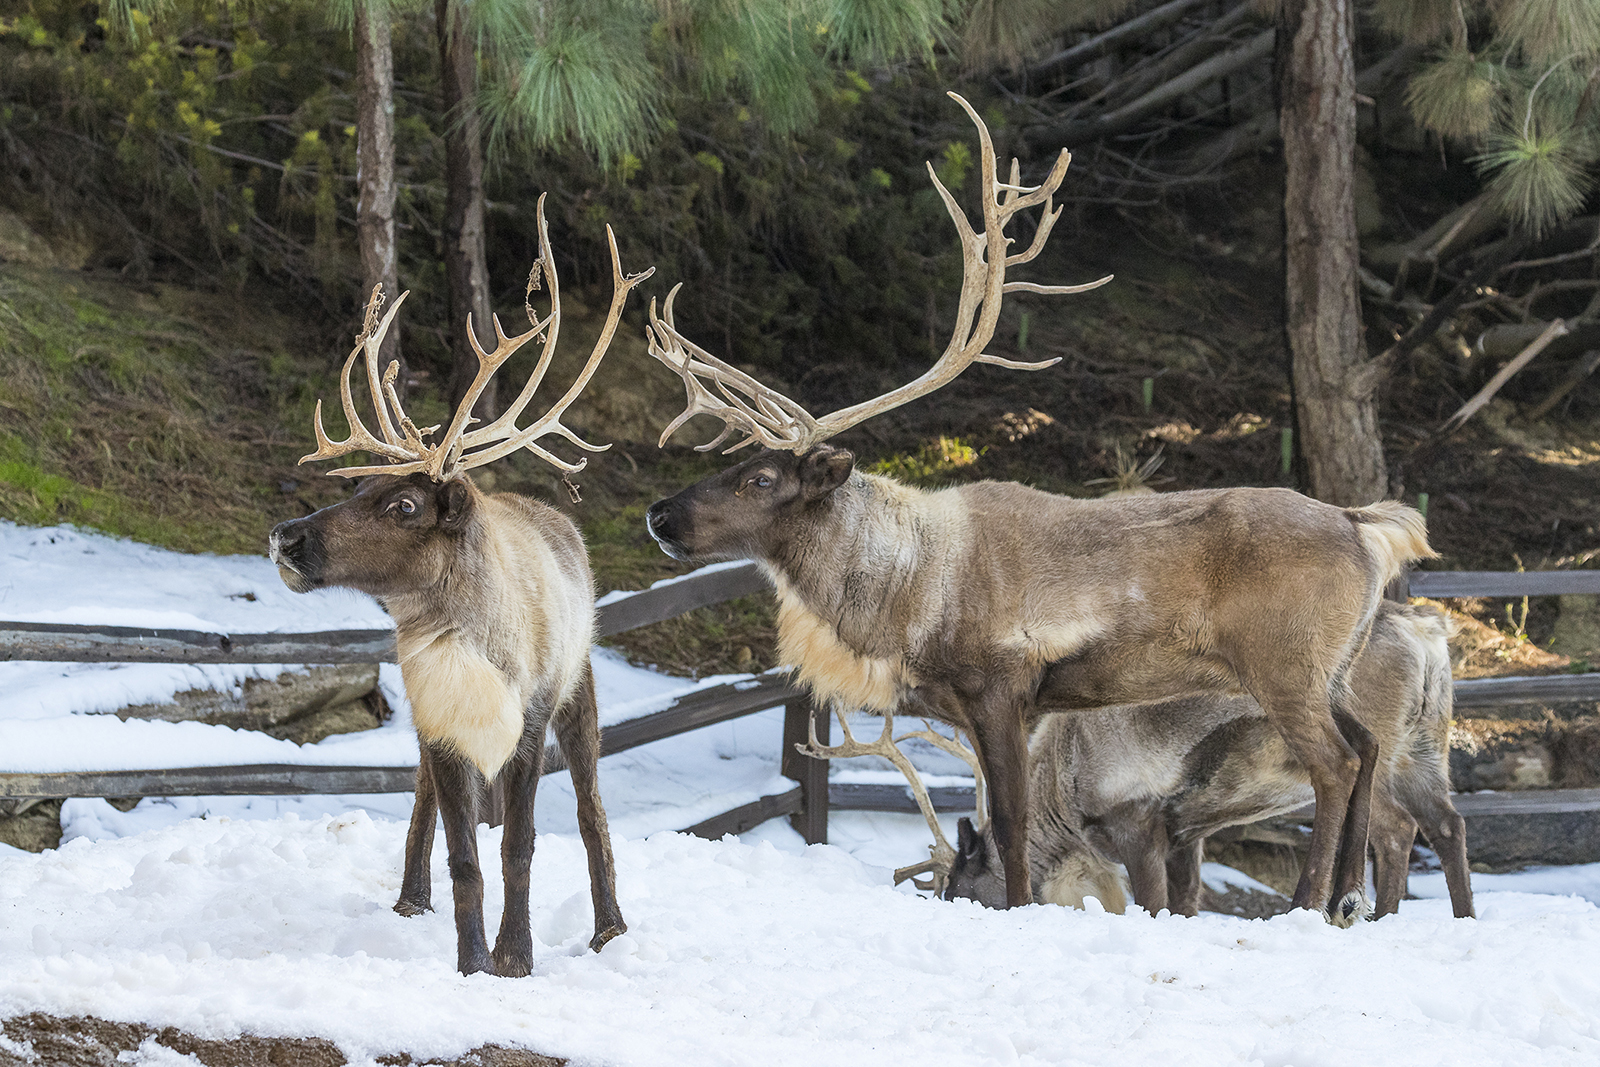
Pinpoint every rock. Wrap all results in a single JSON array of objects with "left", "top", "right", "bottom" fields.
[
  {"left": 0, "top": 1014, "right": 565, "bottom": 1067},
  {"left": 1451, "top": 718, "right": 1553, "bottom": 789},
  {"left": 1450, "top": 716, "right": 1600, "bottom": 790},
  {"left": 1201, "top": 880, "right": 1292, "bottom": 920},
  {"left": 1462, "top": 809, "right": 1600, "bottom": 870},
  {"left": 113, "top": 664, "right": 385, "bottom": 741},
  {"left": 1202, "top": 838, "right": 1304, "bottom": 899},
  {"left": 1549, "top": 716, "right": 1600, "bottom": 787},
  {"left": 0, "top": 800, "right": 64, "bottom": 853},
  {"left": 1549, "top": 594, "right": 1600, "bottom": 663}
]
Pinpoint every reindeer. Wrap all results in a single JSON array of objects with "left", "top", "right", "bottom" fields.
[
  {"left": 942, "top": 601, "right": 1474, "bottom": 919},
  {"left": 642, "top": 92, "right": 1435, "bottom": 925},
  {"left": 269, "top": 198, "right": 652, "bottom": 975}
]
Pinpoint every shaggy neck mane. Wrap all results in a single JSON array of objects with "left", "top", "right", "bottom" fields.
[{"left": 763, "top": 472, "right": 939, "bottom": 713}]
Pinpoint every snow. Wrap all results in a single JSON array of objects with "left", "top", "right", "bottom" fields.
[{"left": 4, "top": 520, "right": 1600, "bottom": 1066}]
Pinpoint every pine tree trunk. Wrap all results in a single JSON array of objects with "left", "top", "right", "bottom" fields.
[
  {"left": 436, "top": 0, "right": 497, "bottom": 420},
  {"left": 354, "top": 1, "right": 403, "bottom": 396},
  {"left": 1278, "top": 0, "right": 1386, "bottom": 505}
]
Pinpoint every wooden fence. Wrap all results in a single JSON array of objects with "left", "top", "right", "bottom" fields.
[{"left": 4, "top": 565, "right": 1600, "bottom": 847}]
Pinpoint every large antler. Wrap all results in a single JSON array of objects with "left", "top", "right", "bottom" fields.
[
  {"left": 797, "top": 707, "right": 988, "bottom": 895},
  {"left": 302, "top": 193, "right": 654, "bottom": 480},
  {"left": 648, "top": 91, "right": 1111, "bottom": 455}
]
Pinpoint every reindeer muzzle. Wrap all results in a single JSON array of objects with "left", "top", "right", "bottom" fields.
[
  {"left": 645, "top": 498, "right": 692, "bottom": 562},
  {"left": 268, "top": 519, "right": 323, "bottom": 593}
]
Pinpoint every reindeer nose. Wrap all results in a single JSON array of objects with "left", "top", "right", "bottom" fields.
[
  {"left": 268, "top": 520, "right": 304, "bottom": 564},
  {"left": 645, "top": 500, "right": 671, "bottom": 540}
]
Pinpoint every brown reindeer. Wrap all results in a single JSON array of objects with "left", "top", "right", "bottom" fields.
[
  {"left": 269, "top": 198, "right": 652, "bottom": 975},
  {"left": 943, "top": 601, "right": 1474, "bottom": 920},
  {"left": 642, "top": 93, "right": 1434, "bottom": 924}
]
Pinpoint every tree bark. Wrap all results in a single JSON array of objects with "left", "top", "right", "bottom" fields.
[
  {"left": 1278, "top": 0, "right": 1385, "bottom": 506},
  {"left": 354, "top": 0, "right": 403, "bottom": 396},
  {"left": 436, "top": 0, "right": 497, "bottom": 420}
]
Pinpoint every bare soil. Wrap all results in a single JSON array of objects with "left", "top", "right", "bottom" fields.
[{"left": 0, "top": 1013, "right": 561, "bottom": 1067}]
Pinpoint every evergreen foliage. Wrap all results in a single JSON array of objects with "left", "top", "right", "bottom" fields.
[
  {"left": 1397, "top": 0, "right": 1600, "bottom": 236},
  {"left": 0, "top": 0, "right": 981, "bottom": 384}
]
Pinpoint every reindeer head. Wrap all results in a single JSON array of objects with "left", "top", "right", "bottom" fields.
[
  {"left": 270, "top": 473, "right": 479, "bottom": 597},
  {"left": 943, "top": 816, "right": 1009, "bottom": 908},
  {"left": 643, "top": 92, "right": 1110, "bottom": 562},
  {"left": 645, "top": 444, "right": 854, "bottom": 563},
  {"left": 270, "top": 195, "right": 652, "bottom": 598}
]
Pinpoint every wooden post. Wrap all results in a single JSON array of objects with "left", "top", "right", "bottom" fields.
[{"left": 781, "top": 695, "right": 829, "bottom": 844}]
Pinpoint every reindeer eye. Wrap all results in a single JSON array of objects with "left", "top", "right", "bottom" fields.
[
  {"left": 754, "top": 475, "right": 772, "bottom": 489},
  {"left": 396, "top": 498, "right": 417, "bottom": 515}
]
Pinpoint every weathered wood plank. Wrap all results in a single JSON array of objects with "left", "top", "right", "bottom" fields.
[
  {"left": 828, "top": 782, "right": 979, "bottom": 814},
  {"left": 2, "top": 674, "right": 803, "bottom": 798},
  {"left": 0, "top": 623, "right": 397, "bottom": 664},
  {"left": 0, "top": 764, "right": 418, "bottom": 798},
  {"left": 1454, "top": 673, "right": 1600, "bottom": 707},
  {"left": 1265, "top": 787, "right": 1600, "bottom": 822},
  {"left": 0, "top": 565, "right": 770, "bottom": 663},
  {"left": 1409, "top": 570, "right": 1600, "bottom": 597},
  {"left": 681, "top": 787, "right": 804, "bottom": 839},
  {"left": 596, "top": 563, "right": 769, "bottom": 637}
]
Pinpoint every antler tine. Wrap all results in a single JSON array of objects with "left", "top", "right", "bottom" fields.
[
  {"left": 301, "top": 290, "right": 433, "bottom": 476},
  {"left": 901, "top": 722, "right": 988, "bottom": 830},
  {"left": 647, "top": 91, "right": 1111, "bottom": 456},
  {"left": 646, "top": 285, "right": 820, "bottom": 453},
  {"left": 459, "top": 194, "right": 563, "bottom": 454},
  {"left": 806, "top": 92, "right": 1111, "bottom": 443},
  {"left": 796, "top": 707, "right": 959, "bottom": 894},
  {"left": 359, "top": 285, "right": 405, "bottom": 448},
  {"left": 451, "top": 219, "right": 655, "bottom": 476}
]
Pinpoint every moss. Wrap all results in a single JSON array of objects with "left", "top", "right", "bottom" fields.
[{"left": 0, "top": 263, "right": 353, "bottom": 555}]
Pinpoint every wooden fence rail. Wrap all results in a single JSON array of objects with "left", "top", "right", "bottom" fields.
[{"left": 3, "top": 566, "right": 1599, "bottom": 847}]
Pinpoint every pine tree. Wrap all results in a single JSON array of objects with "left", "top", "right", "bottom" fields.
[{"left": 1391, "top": 0, "right": 1600, "bottom": 238}]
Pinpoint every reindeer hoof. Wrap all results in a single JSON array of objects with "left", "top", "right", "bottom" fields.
[
  {"left": 589, "top": 922, "right": 626, "bottom": 953},
  {"left": 1328, "top": 890, "right": 1372, "bottom": 928},
  {"left": 493, "top": 947, "right": 533, "bottom": 978},
  {"left": 393, "top": 897, "right": 432, "bottom": 917}
]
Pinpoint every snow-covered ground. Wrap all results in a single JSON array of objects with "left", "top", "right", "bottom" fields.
[{"left": 3, "top": 520, "right": 1600, "bottom": 1066}]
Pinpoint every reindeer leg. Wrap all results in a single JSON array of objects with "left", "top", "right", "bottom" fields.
[
  {"left": 395, "top": 747, "right": 438, "bottom": 916},
  {"left": 1368, "top": 788, "right": 1416, "bottom": 919},
  {"left": 971, "top": 703, "right": 1032, "bottom": 908},
  {"left": 1102, "top": 802, "right": 1170, "bottom": 915},
  {"left": 1410, "top": 792, "right": 1475, "bottom": 918},
  {"left": 1330, "top": 706, "right": 1378, "bottom": 925},
  {"left": 491, "top": 726, "right": 545, "bottom": 977},
  {"left": 553, "top": 664, "right": 627, "bottom": 951},
  {"left": 1166, "top": 837, "right": 1205, "bottom": 918},
  {"left": 428, "top": 746, "right": 494, "bottom": 975},
  {"left": 1250, "top": 679, "right": 1360, "bottom": 922}
]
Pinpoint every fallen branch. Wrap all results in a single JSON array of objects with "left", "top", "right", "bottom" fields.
[
  {"left": 1180, "top": 43, "right": 1424, "bottom": 173},
  {"left": 1364, "top": 190, "right": 1503, "bottom": 278},
  {"left": 1478, "top": 320, "right": 1600, "bottom": 361},
  {"left": 1029, "top": 27, "right": 1277, "bottom": 149},
  {"left": 1020, "top": 0, "right": 1213, "bottom": 83},
  {"left": 1367, "top": 236, "right": 1530, "bottom": 372},
  {"left": 1443, "top": 318, "right": 1569, "bottom": 433},
  {"left": 1526, "top": 349, "right": 1600, "bottom": 420},
  {"left": 1393, "top": 318, "right": 1569, "bottom": 492},
  {"left": 1096, "top": 2, "right": 1261, "bottom": 111}
]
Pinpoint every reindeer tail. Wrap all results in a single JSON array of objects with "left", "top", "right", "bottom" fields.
[
  {"left": 1385, "top": 602, "right": 1456, "bottom": 724},
  {"left": 1346, "top": 500, "right": 1438, "bottom": 587}
]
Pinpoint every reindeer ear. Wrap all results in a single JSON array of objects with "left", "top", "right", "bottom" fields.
[
  {"left": 438, "top": 478, "right": 473, "bottom": 529},
  {"left": 800, "top": 444, "right": 854, "bottom": 500},
  {"left": 957, "top": 816, "right": 979, "bottom": 859}
]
